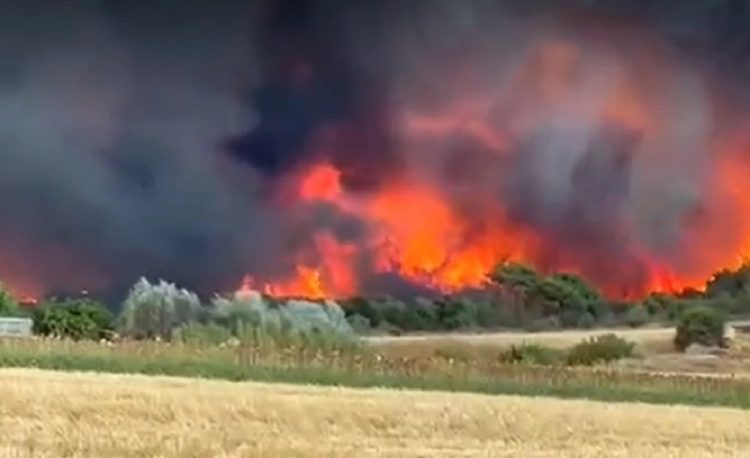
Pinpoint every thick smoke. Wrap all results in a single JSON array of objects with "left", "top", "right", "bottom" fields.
[
  {"left": 0, "top": 1, "right": 282, "bottom": 298},
  {"left": 226, "top": 0, "right": 402, "bottom": 192},
  {"left": 1, "top": 1, "right": 750, "bottom": 299}
]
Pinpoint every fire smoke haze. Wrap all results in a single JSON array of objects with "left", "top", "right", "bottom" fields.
[{"left": 2, "top": 0, "right": 750, "bottom": 300}]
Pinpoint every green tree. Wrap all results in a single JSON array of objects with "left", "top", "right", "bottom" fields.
[
  {"left": 706, "top": 264, "right": 750, "bottom": 298},
  {"left": 642, "top": 292, "right": 688, "bottom": 321},
  {"left": 489, "top": 263, "right": 542, "bottom": 323},
  {"left": 433, "top": 295, "right": 480, "bottom": 330},
  {"left": 674, "top": 306, "right": 727, "bottom": 351},
  {"left": 623, "top": 305, "right": 649, "bottom": 328},
  {"left": 489, "top": 264, "right": 604, "bottom": 328},
  {"left": 527, "top": 273, "right": 602, "bottom": 328},
  {"left": 119, "top": 278, "right": 202, "bottom": 340},
  {"left": 346, "top": 313, "right": 372, "bottom": 334},
  {"left": 489, "top": 262, "right": 540, "bottom": 290},
  {"left": 0, "top": 283, "right": 19, "bottom": 317},
  {"left": 32, "top": 298, "right": 113, "bottom": 340}
]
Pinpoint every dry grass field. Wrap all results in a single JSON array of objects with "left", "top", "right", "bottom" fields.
[
  {"left": 368, "top": 325, "right": 750, "bottom": 377},
  {"left": 367, "top": 326, "right": 677, "bottom": 361},
  {"left": 367, "top": 322, "right": 750, "bottom": 377},
  {"left": 0, "top": 368, "right": 748, "bottom": 457}
]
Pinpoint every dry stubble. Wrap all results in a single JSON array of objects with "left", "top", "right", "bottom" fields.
[{"left": 0, "top": 368, "right": 747, "bottom": 457}]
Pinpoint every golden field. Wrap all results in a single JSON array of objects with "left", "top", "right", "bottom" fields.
[
  {"left": 0, "top": 369, "right": 747, "bottom": 457},
  {"left": 368, "top": 325, "right": 750, "bottom": 376},
  {"left": 368, "top": 326, "right": 677, "bottom": 356}
]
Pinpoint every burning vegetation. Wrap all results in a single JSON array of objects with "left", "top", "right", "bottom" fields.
[
  {"left": 226, "top": 2, "right": 750, "bottom": 300},
  {"left": 2, "top": 1, "right": 750, "bottom": 303}
]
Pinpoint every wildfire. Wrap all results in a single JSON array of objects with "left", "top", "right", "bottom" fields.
[
  {"left": 239, "top": 37, "right": 750, "bottom": 301},
  {"left": 241, "top": 232, "right": 357, "bottom": 299}
]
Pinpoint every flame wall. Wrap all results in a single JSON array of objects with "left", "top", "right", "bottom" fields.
[{"left": 2, "top": 1, "right": 750, "bottom": 300}]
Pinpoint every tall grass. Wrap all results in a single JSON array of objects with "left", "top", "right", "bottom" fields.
[{"left": 0, "top": 336, "right": 748, "bottom": 409}]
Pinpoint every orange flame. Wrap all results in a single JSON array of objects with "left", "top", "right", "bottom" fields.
[
  {"left": 237, "top": 38, "right": 750, "bottom": 301},
  {"left": 299, "top": 163, "right": 342, "bottom": 202}
]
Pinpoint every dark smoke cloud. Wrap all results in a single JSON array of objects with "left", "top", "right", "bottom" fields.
[
  {"left": 1, "top": 0, "right": 749, "bottom": 299},
  {"left": 226, "top": 0, "right": 401, "bottom": 192},
  {"left": 0, "top": 1, "right": 283, "bottom": 297}
]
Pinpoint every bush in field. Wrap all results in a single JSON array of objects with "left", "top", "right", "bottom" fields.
[
  {"left": 210, "top": 289, "right": 357, "bottom": 347},
  {"left": 281, "top": 299, "right": 353, "bottom": 335},
  {"left": 433, "top": 295, "right": 481, "bottom": 330},
  {"left": 706, "top": 264, "right": 750, "bottom": 298},
  {"left": 643, "top": 293, "right": 696, "bottom": 322},
  {"left": 624, "top": 305, "right": 650, "bottom": 328},
  {"left": 32, "top": 298, "right": 113, "bottom": 340},
  {"left": 0, "top": 283, "right": 19, "bottom": 317},
  {"left": 340, "top": 296, "right": 389, "bottom": 328},
  {"left": 398, "top": 307, "right": 434, "bottom": 331},
  {"left": 499, "top": 343, "right": 564, "bottom": 365},
  {"left": 566, "top": 334, "right": 636, "bottom": 366},
  {"left": 489, "top": 262, "right": 541, "bottom": 291},
  {"left": 346, "top": 313, "right": 372, "bottom": 334},
  {"left": 211, "top": 289, "right": 267, "bottom": 332},
  {"left": 674, "top": 306, "right": 727, "bottom": 351},
  {"left": 525, "top": 315, "right": 561, "bottom": 332},
  {"left": 490, "top": 263, "right": 609, "bottom": 329},
  {"left": 373, "top": 297, "right": 411, "bottom": 330},
  {"left": 569, "top": 311, "right": 597, "bottom": 329},
  {"left": 119, "top": 278, "right": 202, "bottom": 340},
  {"left": 340, "top": 296, "right": 442, "bottom": 332},
  {"left": 530, "top": 273, "right": 604, "bottom": 328}
]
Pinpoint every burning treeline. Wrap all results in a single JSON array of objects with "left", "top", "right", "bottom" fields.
[
  {"left": 2, "top": 1, "right": 750, "bottom": 301},
  {"left": 227, "top": 1, "right": 750, "bottom": 299}
]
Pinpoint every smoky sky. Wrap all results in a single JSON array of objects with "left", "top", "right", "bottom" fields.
[{"left": 1, "top": 0, "right": 750, "bottom": 299}]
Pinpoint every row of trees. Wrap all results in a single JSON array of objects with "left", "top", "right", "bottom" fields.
[
  {"left": 0, "top": 278, "right": 355, "bottom": 344},
  {"left": 341, "top": 262, "right": 750, "bottom": 335},
  {"left": 0, "top": 261, "right": 746, "bottom": 344}
]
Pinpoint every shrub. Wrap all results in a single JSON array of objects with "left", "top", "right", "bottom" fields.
[
  {"left": 280, "top": 299, "right": 353, "bottom": 336},
  {"left": 392, "top": 299, "right": 442, "bottom": 331},
  {"left": 211, "top": 289, "right": 266, "bottom": 333},
  {"left": 566, "top": 334, "right": 635, "bottom": 366},
  {"left": 521, "top": 272, "right": 604, "bottom": 328},
  {"left": 499, "top": 343, "right": 564, "bottom": 365},
  {"left": 376, "top": 298, "right": 409, "bottom": 329},
  {"left": 434, "top": 296, "right": 480, "bottom": 330},
  {"left": 674, "top": 306, "right": 727, "bottom": 351},
  {"left": 489, "top": 262, "right": 541, "bottom": 290},
  {"left": 374, "top": 320, "right": 402, "bottom": 336},
  {"left": 346, "top": 313, "right": 372, "bottom": 334},
  {"left": 210, "top": 289, "right": 358, "bottom": 346},
  {"left": 624, "top": 305, "right": 649, "bottom": 328},
  {"left": 576, "top": 312, "right": 597, "bottom": 329},
  {"left": 525, "top": 316, "right": 561, "bottom": 332},
  {"left": 706, "top": 264, "right": 750, "bottom": 298},
  {"left": 0, "top": 283, "right": 19, "bottom": 317},
  {"left": 465, "top": 295, "right": 504, "bottom": 328},
  {"left": 592, "top": 310, "right": 615, "bottom": 328},
  {"left": 340, "top": 296, "right": 384, "bottom": 326},
  {"left": 698, "top": 294, "right": 748, "bottom": 316},
  {"left": 642, "top": 293, "right": 693, "bottom": 322},
  {"left": 32, "top": 298, "right": 113, "bottom": 340},
  {"left": 119, "top": 278, "right": 202, "bottom": 340}
]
